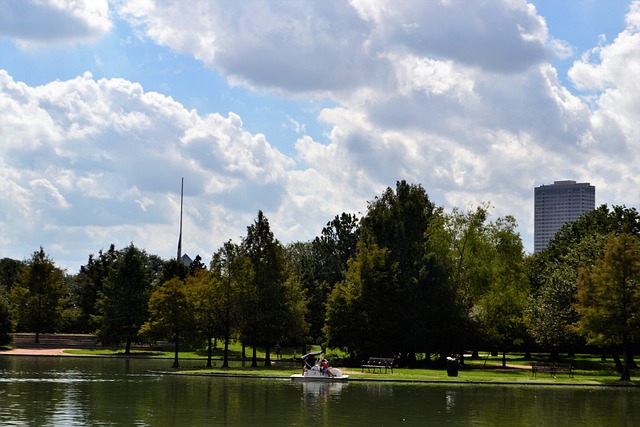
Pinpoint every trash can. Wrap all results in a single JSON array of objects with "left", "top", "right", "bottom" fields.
[{"left": 446, "top": 356, "right": 458, "bottom": 377}]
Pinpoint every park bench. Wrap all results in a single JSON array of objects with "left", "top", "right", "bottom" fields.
[
  {"left": 361, "top": 357, "right": 395, "bottom": 373},
  {"left": 531, "top": 362, "right": 573, "bottom": 378}
]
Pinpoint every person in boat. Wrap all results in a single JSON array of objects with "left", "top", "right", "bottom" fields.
[{"left": 320, "top": 359, "right": 333, "bottom": 377}]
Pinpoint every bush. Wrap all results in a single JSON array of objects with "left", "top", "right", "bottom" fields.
[{"left": 0, "top": 298, "right": 13, "bottom": 346}]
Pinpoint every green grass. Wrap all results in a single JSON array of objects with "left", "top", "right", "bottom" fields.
[
  {"left": 65, "top": 341, "right": 322, "bottom": 360},
  {"left": 61, "top": 346, "right": 638, "bottom": 386}
]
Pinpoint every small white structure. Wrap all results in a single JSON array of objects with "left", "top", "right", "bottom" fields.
[{"left": 291, "top": 350, "right": 348, "bottom": 381}]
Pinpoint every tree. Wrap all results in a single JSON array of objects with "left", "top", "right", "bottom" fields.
[
  {"left": 435, "top": 205, "right": 495, "bottom": 357},
  {"left": 358, "top": 181, "right": 456, "bottom": 363},
  {"left": 185, "top": 269, "right": 221, "bottom": 368},
  {"left": 140, "top": 277, "right": 193, "bottom": 368},
  {"left": 0, "top": 258, "right": 21, "bottom": 346},
  {"left": 0, "top": 258, "right": 25, "bottom": 295},
  {"left": 324, "top": 181, "right": 461, "bottom": 363},
  {"left": 209, "top": 241, "right": 249, "bottom": 368},
  {"left": 0, "top": 297, "right": 12, "bottom": 346},
  {"left": 95, "top": 244, "right": 152, "bottom": 354},
  {"left": 188, "top": 254, "right": 207, "bottom": 276},
  {"left": 241, "top": 211, "right": 307, "bottom": 367},
  {"left": 527, "top": 205, "right": 639, "bottom": 359},
  {"left": 10, "top": 247, "right": 67, "bottom": 342},
  {"left": 477, "top": 216, "right": 529, "bottom": 366},
  {"left": 287, "top": 213, "right": 359, "bottom": 346},
  {"left": 575, "top": 233, "right": 640, "bottom": 381},
  {"left": 526, "top": 263, "right": 581, "bottom": 358},
  {"left": 74, "top": 245, "right": 119, "bottom": 333},
  {"left": 324, "top": 241, "right": 399, "bottom": 359},
  {"left": 314, "top": 214, "right": 359, "bottom": 337}
]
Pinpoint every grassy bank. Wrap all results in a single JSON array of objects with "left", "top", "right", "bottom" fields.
[{"left": 61, "top": 346, "right": 638, "bottom": 386}]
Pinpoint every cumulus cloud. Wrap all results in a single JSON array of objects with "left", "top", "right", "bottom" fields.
[
  {"left": 0, "top": 0, "right": 112, "bottom": 46},
  {"left": 568, "top": 1, "right": 640, "bottom": 200},
  {"left": 0, "top": 70, "right": 309, "bottom": 268},
  {"left": 2, "top": 0, "right": 639, "bottom": 271},
  {"left": 118, "top": 0, "right": 551, "bottom": 95}
]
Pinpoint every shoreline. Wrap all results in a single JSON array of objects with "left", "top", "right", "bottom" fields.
[{"left": 2, "top": 347, "right": 638, "bottom": 388}]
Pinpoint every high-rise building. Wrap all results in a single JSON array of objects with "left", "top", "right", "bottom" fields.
[{"left": 534, "top": 180, "right": 596, "bottom": 253}]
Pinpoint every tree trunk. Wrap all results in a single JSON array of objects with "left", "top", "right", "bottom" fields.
[
  {"left": 502, "top": 351, "right": 507, "bottom": 368},
  {"left": 251, "top": 327, "right": 258, "bottom": 367},
  {"left": 612, "top": 352, "right": 623, "bottom": 373},
  {"left": 222, "top": 312, "right": 230, "bottom": 368},
  {"left": 264, "top": 330, "right": 271, "bottom": 367},
  {"left": 206, "top": 336, "right": 213, "bottom": 368},
  {"left": 125, "top": 337, "right": 131, "bottom": 355},
  {"left": 620, "top": 342, "right": 631, "bottom": 381},
  {"left": 264, "top": 344, "right": 271, "bottom": 367},
  {"left": 173, "top": 336, "right": 180, "bottom": 369}
]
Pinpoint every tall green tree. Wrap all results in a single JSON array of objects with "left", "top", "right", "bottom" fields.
[
  {"left": 324, "top": 241, "right": 398, "bottom": 359},
  {"left": 0, "top": 297, "right": 12, "bottom": 346},
  {"left": 0, "top": 258, "right": 25, "bottom": 296},
  {"left": 210, "top": 241, "right": 249, "bottom": 368},
  {"left": 95, "top": 244, "right": 152, "bottom": 354},
  {"left": 435, "top": 205, "right": 495, "bottom": 356},
  {"left": 288, "top": 213, "right": 359, "bottom": 345},
  {"left": 185, "top": 269, "right": 221, "bottom": 368},
  {"left": 575, "top": 233, "right": 640, "bottom": 381},
  {"left": 477, "top": 215, "right": 529, "bottom": 365},
  {"left": 10, "top": 247, "right": 67, "bottom": 343},
  {"left": 325, "top": 181, "right": 456, "bottom": 363},
  {"left": 74, "top": 245, "right": 119, "bottom": 333},
  {"left": 527, "top": 205, "right": 639, "bottom": 359},
  {"left": 140, "top": 277, "right": 193, "bottom": 368},
  {"left": 241, "top": 211, "right": 307, "bottom": 367},
  {"left": 0, "top": 258, "right": 22, "bottom": 346},
  {"left": 526, "top": 264, "right": 580, "bottom": 358}
]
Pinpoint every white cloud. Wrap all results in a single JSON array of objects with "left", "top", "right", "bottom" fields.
[
  {"left": 0, "top": 70, "right": 305, "bottom": 268},
  {"left": 2, "top": 0, "right": 639, "bottom": 271},
  {"left": 568, "top": 0, "right": 640, "bottom": 198},
  {"left": 0, "top": 0, "right": 112, "bottom": 46}
]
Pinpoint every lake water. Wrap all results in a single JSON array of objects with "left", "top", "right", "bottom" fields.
[{"left": 0, "top": 356, "right": 637, "bottom": 426}]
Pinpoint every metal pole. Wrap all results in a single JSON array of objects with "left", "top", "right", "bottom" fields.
[{"left": 177, "top": 177, "right": 183, "bottom": 260}]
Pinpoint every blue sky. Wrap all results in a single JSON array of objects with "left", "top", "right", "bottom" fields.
[{"left": 1, "top": 0, "right": 639, "bottom": 272}]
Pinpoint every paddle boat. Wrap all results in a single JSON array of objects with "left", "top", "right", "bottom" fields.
[{"left": 290, "top": 350, "right": 348, "bottom": 381}]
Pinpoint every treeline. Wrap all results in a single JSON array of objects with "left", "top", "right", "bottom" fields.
[{"left": 1, "top": 181, "right": 638, "bottom": 378}]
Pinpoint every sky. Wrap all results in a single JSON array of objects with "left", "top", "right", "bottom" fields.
[{"left": 1, "top": 0, "right": 639, "bottom": 273}]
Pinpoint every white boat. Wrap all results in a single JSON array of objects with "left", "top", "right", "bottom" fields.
[{"left": 291, "top": 350, "right": 348, "bottom": 381}]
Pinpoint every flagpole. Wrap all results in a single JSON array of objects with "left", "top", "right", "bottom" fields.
[{"left": 177, "top": 177, "right": 184, "bottom": 260}]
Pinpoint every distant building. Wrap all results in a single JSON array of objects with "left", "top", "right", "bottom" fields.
[
  {"left": 180, "top": 253, "right": 192, "bottom": 267},
  {"left": 534, "top": 180, "right": 596, "bottom": 253}
]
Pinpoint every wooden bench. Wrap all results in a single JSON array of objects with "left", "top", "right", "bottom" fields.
[
  {"left": 531, "top": 362, "right": 573, "bottom": 378},
  {"left": 361, "top": 357, "right": 395, "bottom": 373}
]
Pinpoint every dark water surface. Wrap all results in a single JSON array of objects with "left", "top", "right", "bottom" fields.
[{"left": 0, "top": 356, "right": 637, "bottom": 426}]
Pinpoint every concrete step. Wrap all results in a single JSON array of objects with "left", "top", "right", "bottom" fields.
[{"left": 11, "top": 333, "right": 99, "bottom": 348}]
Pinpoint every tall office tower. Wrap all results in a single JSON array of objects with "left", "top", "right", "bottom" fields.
[{"left": 534, "top": 180, "right": 596, "bottom": 253}]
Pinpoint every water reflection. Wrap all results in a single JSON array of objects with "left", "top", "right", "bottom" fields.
[
  {"left": 0, "top": 356, "right": 638, "bottom": 426},
  {"left": 445, "top": 389, "right": 456, "bottom": 413},
  {"left": 298, "top": 380, "right": 347, "bottom": 399}
]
